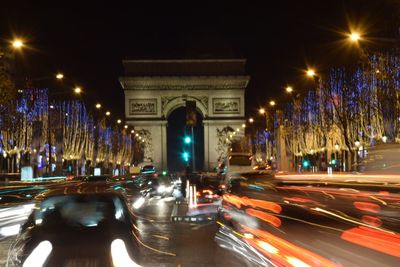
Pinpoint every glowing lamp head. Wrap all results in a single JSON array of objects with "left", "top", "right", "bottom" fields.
[
  {"left": 106, "top": 111, "right": 111, "bottom": 116},
  {"left": 249, "top": 118, "right": 254, "bottom": 123},
  {"left": 95, "top": 103, "right": 101, "bottom": 109},
  {"left": 349, "top": 32, "right": 361, "bottom": 42},
  {"left": 74, "top": 87, "right": 82, "bottom": 94},
  {"left": 12, "top": 39, "right": 24, "bottom": 49},
  {"left": 183, "top": 152, "right": 189, "bottom": 162},
  {"left": 286, "top": 86, "right": 293, "bottom": 93},
  {"left": 259, "top": 108, "right": 265, "bottom": 114},
  {"left": 124, "top": 125, "right": 128, "bottom": 129},
  {"left": 306, "top": 69, "right": 316, "bottom": 77},
  {"left": 56, "top": 73, "right": 64, "bottom": 80},
  {"left": 117, "top": 119, "right": 122, "bottom": 124},
  {"left": 269, "top": 100, "right": 276, "bottom": 106}
]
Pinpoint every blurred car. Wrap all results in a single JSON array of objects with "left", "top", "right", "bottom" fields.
[
  {"left": 140, "top": 165, "right": 156, "bottom": 174},
  {"left": 66, "top": 175, "right": 88, "bottom": 182},
  {"left": 216, "top": 172, "right": 400, "bottom": 267},
  {"left": 82, "top": 175, "right": 112, "bottom": 183},
  {"left": 140, "top": 176, "right": 174, "bottom": 198},
  {"left": 196, "top": 187, "right": 219, "bottom": 203},
  {"left": 7, "top": 188, "right": 141, "bottom": 267}
]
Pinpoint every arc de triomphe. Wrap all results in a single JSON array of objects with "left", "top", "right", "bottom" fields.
[{"left": 119, "top": 59, "right": 249, "bottom": 171}]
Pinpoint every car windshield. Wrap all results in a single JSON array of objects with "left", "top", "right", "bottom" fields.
[
  {"left": 141, "top": 166, "right": 155, "bottom": 172},
  {"left": 34, "top": 195, "right": 125, "bottom": 228}
]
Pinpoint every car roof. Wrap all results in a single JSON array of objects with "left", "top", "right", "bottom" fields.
[{"left": 34, "top": 184, "right": 121, "bottom": 200}]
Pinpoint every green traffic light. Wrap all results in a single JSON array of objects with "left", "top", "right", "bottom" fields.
[
  {"left": 162, "top": 171, "right": 167, "bottom": 176},
  {"left": 184, "top": 136, "right": 191, "bottom": 144},
  {"left": 331, "top": 159, "right": 336, "bottom": 165},
  {"left": 302, "top": 160, "right": 309, "bottom": 168},
  {"left": 183, "top": 152, "right": 189, "bottom": 162}
]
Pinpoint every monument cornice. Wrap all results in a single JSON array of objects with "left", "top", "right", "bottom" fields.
[{"left": 119, "top": 75, "right": 250, "bottom": 90}]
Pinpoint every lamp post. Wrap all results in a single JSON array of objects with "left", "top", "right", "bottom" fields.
[{"left": 354, "top": 140, "right": 361, "bottom": 171}]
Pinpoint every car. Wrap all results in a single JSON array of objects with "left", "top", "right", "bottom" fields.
[
  {"left": 216, "top": 172, "right": 400, "bottom": 267},
  {"left": 82, "top": 175, "right": 112, "bottom": 183},
  {"left": 140, "top": 176, "right": 174, "bottom": 198},
  {"left": 140, "top": 165, "right": 156, "bottom": 174},
  {"left": 7, "top": 188, "right": 141, "bottom": 267}
]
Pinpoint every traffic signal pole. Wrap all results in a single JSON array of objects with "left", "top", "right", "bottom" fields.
[{"left": 191, "top": 126, "right": 195, "bottom": 172}]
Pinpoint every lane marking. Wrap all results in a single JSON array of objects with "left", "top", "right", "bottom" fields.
[
  {"left": 132, "top": 230, "right": 176, "bottom": 256},
  {"left": 152, "top": 234, "right": 169, "bottom": 240}
]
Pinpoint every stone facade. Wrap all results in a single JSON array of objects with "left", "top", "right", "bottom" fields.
[{"left": 119, "top": 59, "right": 249, "bottom": 171}]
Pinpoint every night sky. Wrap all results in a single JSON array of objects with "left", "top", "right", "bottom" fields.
[{"left": 1, "top": 1, "right": 399, "bottom": 120}]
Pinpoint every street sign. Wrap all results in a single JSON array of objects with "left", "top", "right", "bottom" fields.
[{"left": 186, "top": 100, "right": 197, "bottom": 127}]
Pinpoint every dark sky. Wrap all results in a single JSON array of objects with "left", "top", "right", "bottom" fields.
[{"left": 1, "top": 1, "right": 399, "bottom": 120}]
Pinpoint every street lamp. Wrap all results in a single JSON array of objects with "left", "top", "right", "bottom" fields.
[
  {"left": 131, "top": 130, "right": 134, "bottom": 134},
  {"left": 259, "top": 108, "right": 265, "bottom": 114},
  {"left": 269, "top": 100, "right": 276, "bottom": 107},
  {"left": 117, "top": 119, "right": 121, "bottom": 124},
  {"left": 334, "top": 143, "right": 340, "bottom": 150},
  {"left": 349, "top": 32, "right": 361, "bottom": 42},
  {"left": 285, "top": 86, "right": 293, "bottom": 93},
  {"left": 11, "top": 39, "right": 24, "bottom": 49},
  {"left": 95, "top": 103, "right": 101, "bottom": 109},
  {"left": 74, "top": 87, "right": 82, "bottom": 94},
  {"left": 306, "top": 69, "right": 316, "bottom": 77},
  {"left": 105, "top": 111, "right": 111, "bottom": 116},
  {"left": 241, "top": 124, "right": 246, "bottom": 128},
  {"left": 249, "top": 118, "right": 254, "bottom": 123},
  {"left": 56, "top": 73, "right": 64, "bottom": 80},
  {"left": 124, "top": 125, "right": 128, "bottom": 129}
]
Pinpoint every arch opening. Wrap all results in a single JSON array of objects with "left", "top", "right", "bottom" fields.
[{"left": 167, "top": 106, "right": 204, "bottom": 172}]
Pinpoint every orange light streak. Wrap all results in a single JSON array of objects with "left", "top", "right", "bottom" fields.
[
  {"left": 361, "top": 215, "right": 382, "bottom": 227},
  {"left": 353, "top": 201, "right": 380, "bottom": 213},
  {"left": 223, "top": 194, "right": 282, "bottom": 213},
  {"left": 245, "top": 208, "right": 282, "bottom": 227},
  {"left": 341, "top": 226, "right": 400, "bottom": 257},
  {"left": 242, "top": 225, "right": 340, "bottom": 267}
]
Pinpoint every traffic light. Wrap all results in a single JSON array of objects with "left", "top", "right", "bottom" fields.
[
  {"left": 331, "top": 159, "right": 336, "bottom": 165},
  {"left": 162, "top": 170, "right": 167, "bottom": 176},
  {"left": 302, "top": 160, "right": 310, "bottom": 168},
  {"left": 182, "top": 152, "right": 189, "bottom": 162},
  {"left": 184, "top": 136, "right": 191, "bottom": 144},
  {"left": 186, "top": 100, "right": 197, "bottom": 127}
]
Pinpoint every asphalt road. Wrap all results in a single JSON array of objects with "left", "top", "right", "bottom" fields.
[
  {"left": 132, "top": 196, "right": 246, "bottom": 267},
  {"left": 1, "top": 174, "right": 399, "bottom": 267}
]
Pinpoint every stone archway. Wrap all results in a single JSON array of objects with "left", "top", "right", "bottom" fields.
[
  {"left": 119, "top": 59, "right": 249, "bottom": 171},
  {"left": 166, "top": 106, "right": 204, "bottom": 172}
]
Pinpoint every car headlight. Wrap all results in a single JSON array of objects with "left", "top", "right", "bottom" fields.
[
  {"left": 111, "top": 239, "right": 141, "bottom": 267},
  {"left": 23, "top": 240, "right": 53, "bottom": 267},
  {"left": 157, "top": 185, "right": 166, "bottom": 194},
  {"left": 132, "top": 197, "right": 145, "bottom": 209}
]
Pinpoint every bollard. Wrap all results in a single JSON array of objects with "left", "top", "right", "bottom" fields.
[
  {"left": 327, "top": 167, "right": 332, "bottom": 176},
  {"left": 186, "top": 179, "right": 190, "bottom": 202},
  {"left": 193, "top": 185, "right": 197, "bottom": 207}
]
